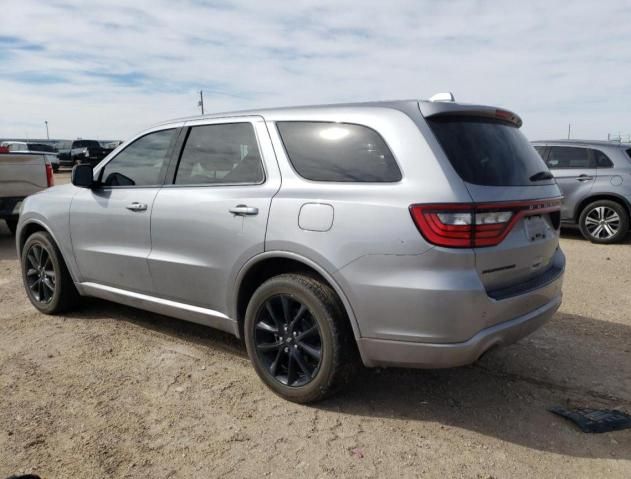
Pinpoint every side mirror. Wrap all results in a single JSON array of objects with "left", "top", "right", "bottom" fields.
[{"left": 71, "top": 163, "right": 95, "bottom": 188}]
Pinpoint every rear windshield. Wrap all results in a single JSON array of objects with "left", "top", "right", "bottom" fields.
[
  {"left": 27, "top": 143, "right": 55, "bottom": 152},
  {"left": 427, "top": 116, "right": 552, "bottom": 186},
  {"left": 626, "top": 148, "right": 631, "bottom": 160},
  {"left": 73, "top": 140, "right": 100, "bottom": 148}
]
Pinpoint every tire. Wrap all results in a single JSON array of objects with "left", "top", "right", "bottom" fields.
[
  {"left": 244, "top": 273, "right": 357, "bottom": 403},
  {"left": 578, "top": 200, "right": 629, "bottom": 244},
  {"left": 21, "top": 231, "right": 79, "bottom": 314},
  {"left": 5, "top": 219, "right": 17, "bottom": 236},
  {"left": 53, "top": 164, "right": 59, "bottom": 172}
]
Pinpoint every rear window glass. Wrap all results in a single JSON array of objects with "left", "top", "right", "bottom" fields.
[
  {"left": 27, "top": 143, "right": 55, "bottom": 152},
  {"left": 427, "top": 116, "right": 551, "bottom": 186},
  {"left": 277, "top": 122, "right": 401, "bottom": 182},
  {"left": 626, "top": 148, "right": 631, "bottom": 160}
]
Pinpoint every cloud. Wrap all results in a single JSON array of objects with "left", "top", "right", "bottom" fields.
[{"left": 0, "top": 0, "right": 629, "bottom": 140}]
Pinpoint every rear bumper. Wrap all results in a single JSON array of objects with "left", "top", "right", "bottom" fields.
[{"left": 357, "top": 292, "right": 561, "bottom": 368}]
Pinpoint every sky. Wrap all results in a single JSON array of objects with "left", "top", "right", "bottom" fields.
[{"left": 1, "top": 0, "right": 629, "bottom": 141}]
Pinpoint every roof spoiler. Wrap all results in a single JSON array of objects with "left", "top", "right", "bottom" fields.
[{"left": 419, "top": 99, "right": 523, "bottom": 128}]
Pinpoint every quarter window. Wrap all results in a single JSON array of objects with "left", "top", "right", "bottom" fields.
[
  {"left": 276, "top": 122, "right": 401, "bottom": 182},
  {"left": 546, "top": 146, "right": 592, "bottom": 169},
  {"left": 175, "top": 123, "right": 264, "bottom": 185},
  {"left": 592, "top": 149, "right": 613, "bottom": 168},
  {"left": 100, "top": 129, "right": 175, "bottom": 186}
]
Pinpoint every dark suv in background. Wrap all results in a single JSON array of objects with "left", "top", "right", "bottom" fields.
[{"left": 533, "top": 140, "right": 631, "bottom": 243}]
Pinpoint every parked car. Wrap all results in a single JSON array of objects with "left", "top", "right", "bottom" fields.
[
  {"left": 56, "top": 139, "right": 114, "bottom": 168},
  {"left": 17, "top": 95, "right": 565, "bottom": 402},
  {"left": 0, "top": 148, "right": 54, "bottom": 234},
  {"left": 0, "top": 141, "right": 60, "bottom": 171},
  {"left": 532, "top": 140, "right": 631, "bottom": 243}
]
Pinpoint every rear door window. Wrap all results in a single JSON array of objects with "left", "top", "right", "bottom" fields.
[
  {"left": 427, "top": 116, "right": 551, "bottom": 186},
  {"left": 546, "top": 146, "right": 593, "bottom": 169},
  {"left": 276, "top": 121, "right": 401, "bottom": 182},
  {"left": 175, "top": 123, "right": 264, "bottom": 185}
]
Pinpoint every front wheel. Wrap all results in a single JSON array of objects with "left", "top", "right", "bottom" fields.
[
  {"left": 21, "top": 231, "right": 79, "bottom": 314},
  {"left": 579, "top": 200, "right": 629, "bottom": 244},
  {"left": 244, "top": 274, "right": 356, "bottom": 403}
]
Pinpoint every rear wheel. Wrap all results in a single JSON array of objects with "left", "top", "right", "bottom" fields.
[
  {"left": 21, "top": 231, "right": 79, "bottom": 314},
  {"left": 244, "top": 273, "right": 356, "bottom": 403},
  {"left": 579, "top": 200, "right": 629, "bottom": 244}
]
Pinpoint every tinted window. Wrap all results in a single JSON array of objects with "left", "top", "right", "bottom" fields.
[
  {"left": 427, "top": 117, "right": 551, "bottom": 186},
  {"left": 101, "top": 129, "right": 175, "bottom": 186},
  {"left": 546, "top": 146, "right": 592, "bottom": 169},
  {"left": 627, "top": 149, "right": 631, "bottom": 160},
  {"left": 27, "top": 143, "right": 55, "bottom": 152},
  {"left": 175, "top": 123, "right": 263, "bottom": 185},
  {"left": 73, "top": 140, "right": 101, "bottom": 149},
  {"left": 277, "top": 122, "right": 401, "bottom": 182},
  {"left": 533, "top": 146, "right": 546, "bottom": 159},
  {"left": 592, "top": 149, "right": 613, "bottom": 168}
]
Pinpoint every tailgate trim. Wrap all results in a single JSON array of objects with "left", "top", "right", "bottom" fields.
[{"left": 487, "top": 262, "right": 563, "bottom": 301}]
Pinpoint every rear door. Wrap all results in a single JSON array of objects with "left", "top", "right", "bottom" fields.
[
  {"left": 148, "top": 117, "right": 280, "bottom": 316},
  {"left": 69, "top": 128, "right": 178, "bottom": 293},
  {"left": 426, "top": 115, "right": 562, "bottom": 295},
  {"left": 545, "top": 146, "right": 596, "bottom": 220}
]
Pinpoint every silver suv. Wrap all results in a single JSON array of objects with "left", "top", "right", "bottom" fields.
[
  {"left": 532, "top": 140, "right": 631, "bottom": 243},
  {"left": 17, "top": 96, "right": 565, "bottom": 402}
]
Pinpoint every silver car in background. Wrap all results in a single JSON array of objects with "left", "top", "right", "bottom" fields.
[
  {"left": 17, "top": 95, "right": 564, "bottom": 402},
  {"left": 533, "top": 140, "right": 631, "bottom": 243}
]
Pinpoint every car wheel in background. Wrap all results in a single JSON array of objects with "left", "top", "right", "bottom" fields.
[
  {"left": 244, "top": 273, "right": 357, "bottom": 403},
  {"left": 579, "top": 200, "right": 629, "bottom": 244},
  {"left": 21, "top": 231, "right": 79, "bottom": 314}
]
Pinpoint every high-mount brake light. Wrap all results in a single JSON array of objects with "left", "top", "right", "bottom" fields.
[{"left": 409, "top": 199, "right": 562, "bottom": 248}]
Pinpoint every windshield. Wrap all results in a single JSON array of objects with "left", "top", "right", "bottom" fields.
[
  {"left": 427, "top": 116, "right": 553, "bottom": 186},
  {"left": 27, "top": 143, "right": 56, "bottom": 152}
]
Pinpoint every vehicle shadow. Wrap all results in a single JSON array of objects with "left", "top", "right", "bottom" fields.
[{"left": 67, "top": 299, "right": 631, "bottom": 460}]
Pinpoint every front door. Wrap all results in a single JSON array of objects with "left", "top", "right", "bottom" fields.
[
  {"left": 546, "top": 145, "right": 596, "bottom": 220},
  {"left": 148, "top": 118, "right": 280, "bottom": 315},
  {"left": 69, "top": 128, "right": 178, "bottom": 293}
]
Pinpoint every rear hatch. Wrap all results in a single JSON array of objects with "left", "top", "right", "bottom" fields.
[{"left": 420, "top": 104, "right": 562, "bottom": 296}]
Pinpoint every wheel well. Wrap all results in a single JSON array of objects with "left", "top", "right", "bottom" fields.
[
  {"left": 236, "top": 257, "right": 345, "bottom": 338},
  {"left": 18, "top": 222, "right": 47, "bottom": 256},
  {"left": 575, "top": 195, "right": 631, "bottom": 222}
]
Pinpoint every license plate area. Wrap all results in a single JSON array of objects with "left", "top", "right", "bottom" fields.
[{"left": 524, "top": 215, "right": 547, "bottom": 242}]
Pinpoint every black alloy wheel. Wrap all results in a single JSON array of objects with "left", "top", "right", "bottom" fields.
[{"left": 253, "top": 294, "right": 322, "bottom": 387}]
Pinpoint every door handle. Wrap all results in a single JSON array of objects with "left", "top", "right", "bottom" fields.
[
  {"left": 126, "top": 202, "right": 148, "bottom": 212},
  {"left": 229, "top": 204, "right": 259, "bottom": 216},
  {"left": 577, "top": 175, "right": 593, "bottom": 182}
]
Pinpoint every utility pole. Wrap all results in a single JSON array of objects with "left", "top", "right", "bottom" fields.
[
  {"left": 198, "top": 90, "right": 205, "bottom": 115},
  {"left": 567, "top": 123, "right": 571, "bottom": 139},
  {"left": 44, "top": 120, "right": 49, "bottom": 140}
]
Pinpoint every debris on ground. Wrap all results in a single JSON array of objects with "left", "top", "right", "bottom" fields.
[{"left": 549, "top": 406, "right": 631, "bottom": 433}]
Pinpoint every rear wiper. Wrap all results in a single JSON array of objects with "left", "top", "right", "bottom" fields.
[{"left": 529, "top": 171, "right": 554, "bottom": 181}]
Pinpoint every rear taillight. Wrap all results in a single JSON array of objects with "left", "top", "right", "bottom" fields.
[
  {"left": 410, "top": 199, "right": 562, "bottom": 248},
  {"left": 46, "top": 163, "right": 54, "bottom": 187}
]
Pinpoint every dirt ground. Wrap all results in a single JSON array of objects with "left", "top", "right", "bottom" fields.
[{"left": 1, "top": 173, "right": 630, "bottom": 478}]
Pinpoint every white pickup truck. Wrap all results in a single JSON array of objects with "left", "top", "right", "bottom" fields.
[{"left": 0, "top": 150, "right": 53, "bottom": 234}]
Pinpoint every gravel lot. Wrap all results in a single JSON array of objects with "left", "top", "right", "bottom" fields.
[{"left": 1, "top": 174, "right": 630, "bottom": 478}]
